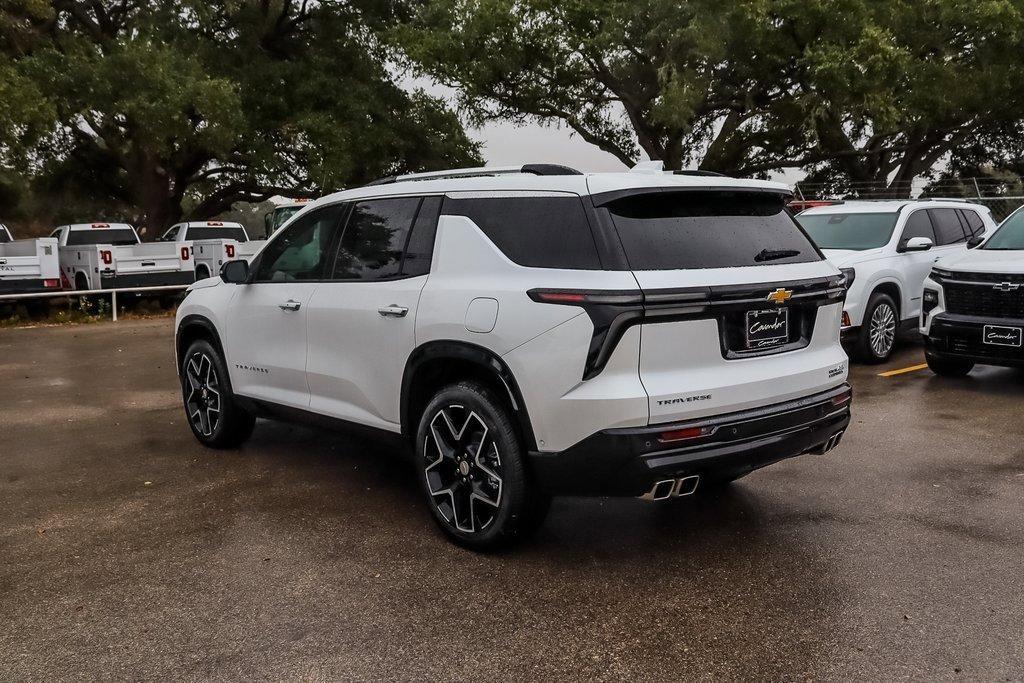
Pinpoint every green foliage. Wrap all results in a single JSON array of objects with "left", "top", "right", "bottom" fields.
[
  {"left": 397, "top": 0, "right": 1024, "bottom": 194},
  {"left": 0, "top": 0, "right": 481, "bottom": 232}
]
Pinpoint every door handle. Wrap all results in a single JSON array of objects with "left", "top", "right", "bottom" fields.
[
  {"left": 279, "top": 300, "right": 302, "bottom": 312},
  {"left": 378, "top": 304, "right": 409, "bottom": 318}
]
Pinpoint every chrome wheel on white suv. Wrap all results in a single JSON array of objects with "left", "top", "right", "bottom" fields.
[{"left": 857, "top": 293, "right": 899, "bottom": 363}]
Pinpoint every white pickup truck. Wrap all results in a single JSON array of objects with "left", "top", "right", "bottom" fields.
[
  {"left": 158, "top": 221, "right": 265, "bottom": 280},
  {"left": 51, "top": 223, "right": 195, "bottom": 290},
  {"left": 0, "top": 225, "right": 61, "bottom": 294}
]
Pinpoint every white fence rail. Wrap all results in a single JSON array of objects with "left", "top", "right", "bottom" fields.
[{"left": 0, "top": 284, "right": 189, "bottom": 321}]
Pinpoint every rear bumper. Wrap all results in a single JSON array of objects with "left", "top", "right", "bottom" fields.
[
  {"left": 528, "top": 384, "right": 852, "bottom": 497},
  {"left": 99, "top": 270, "right": 194, "bottom": 289},
  {"left": 926, "top": 314, "right": 1024, "bottom": 368},
  {"left": 0, "top": 278, "right": 57, "bottom": 294}
]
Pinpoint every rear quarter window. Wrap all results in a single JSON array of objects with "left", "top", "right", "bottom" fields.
[
  {"left": 442, "top": 194, "right": 601, "bottom": 269},
  {"left": 607, "top": 191, "right": 820, "bottom": 270}
]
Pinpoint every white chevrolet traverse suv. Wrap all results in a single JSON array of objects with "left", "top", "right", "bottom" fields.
[
  {"left": 175, "top": 164, "right": 853, "bottom": 549},
  {"left": 797, "top": 200, "right": 996, "bottom": 362}
]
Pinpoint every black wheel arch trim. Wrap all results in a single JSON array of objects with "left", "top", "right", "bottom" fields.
[
  {"left": 175, "top": 314, "right": 226, "bottom": 369},
  {"left": 400, "top": 340, "right": 537, "bottom": 451}
]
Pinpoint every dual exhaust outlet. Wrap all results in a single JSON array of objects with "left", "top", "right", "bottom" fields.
[{"left": 640, "top": 475, "right": 700, "bottom": 502}]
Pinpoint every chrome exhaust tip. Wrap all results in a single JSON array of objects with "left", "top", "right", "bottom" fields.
[
  {"left": 817, "top": 430, "right": 846, "bottom": 454},
  {"left": 674, "top": 474, "right": 700, "bottom": 497},
  {"left": 640, "top": 475, "right": 700, "bottom": 501}
]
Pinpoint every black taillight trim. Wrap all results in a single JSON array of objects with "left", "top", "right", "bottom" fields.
[{"left": 527, "top": 275, "right": 847, "bottom": 381}]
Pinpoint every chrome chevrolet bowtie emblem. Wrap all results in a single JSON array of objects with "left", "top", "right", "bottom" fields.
[
  {"left": 767, "top": 288, "right": 793, "bottom": 305},
  {"left": 994, "top": 282, "right": 1020, "bottom": 292}
]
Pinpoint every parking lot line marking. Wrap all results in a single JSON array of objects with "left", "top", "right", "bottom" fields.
[{"left": 878, "top": 363, "right": 929, "bottom": 378}]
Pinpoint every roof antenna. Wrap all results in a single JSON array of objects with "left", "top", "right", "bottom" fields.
[{"left": 630, "top": 160, "right": 665, "bottom": 174}]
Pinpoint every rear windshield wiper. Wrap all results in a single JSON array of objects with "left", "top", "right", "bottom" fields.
[{"left": 754, "top": 248, "right": 801, "bottom": 263}]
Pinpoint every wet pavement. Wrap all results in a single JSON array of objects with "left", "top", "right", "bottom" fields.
[{"left": 1, "top": 319, "right": 1022, "bottom": 680}]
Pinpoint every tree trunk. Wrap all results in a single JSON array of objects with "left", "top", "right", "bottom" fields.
[{"left": 132, "top": 163, "right": 183, "bottom": 239}]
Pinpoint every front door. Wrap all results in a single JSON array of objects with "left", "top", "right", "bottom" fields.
[
  {"left": 306, "top": 196, "right": 441, "bottom": 430},
  {"left": 224, "top": 204, "right": 344, "bottom": 409}
]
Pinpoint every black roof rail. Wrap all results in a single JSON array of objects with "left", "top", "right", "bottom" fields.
[
  {"left": 361, "top": 164, "right": 583, "bottom": 187},
  {"left": 520, "top": 164, "right": 583, "bottom": 176}
]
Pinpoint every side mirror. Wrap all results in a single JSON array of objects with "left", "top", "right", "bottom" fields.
[
  {"left": 220, "top": 259, "right": 249, "bottom": 284},
  {"left": 902, "top": 236, "right": 934, "bottom": 252},
  {"left": 967, "top": 235, "right": 984, "bottom": 249}
]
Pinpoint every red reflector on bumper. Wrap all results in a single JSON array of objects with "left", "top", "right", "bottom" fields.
[
  {"left": 657, "top": 426, "right": 714, "bottom": 443},
  {"left": 831, "top": 390, "right": 852, "bottom": 407},
  {"left": 43, "top": 279, "right": 60, "bottom": 288}
]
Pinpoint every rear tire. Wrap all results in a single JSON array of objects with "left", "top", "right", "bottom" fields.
[
  {"left": 926, "top": 352, "right": 974, "bottom": 377},
  {"left": 195, "top": 265, "right": 210, "bottom": 281},
  {"left": 855, "top": 293, "right": 899, "bottom": 363},
  {"left": 181, "top": 339, "right": 255, "bottom": 448},
  {"left": 415, "top": 381, "right": 549, "bottom": 551}
]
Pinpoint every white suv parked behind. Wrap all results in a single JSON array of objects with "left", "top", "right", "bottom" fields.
[
  {"left": 175, "top": 164, "right": 853, "bottom": 549},
  {"left": 797, "top": 200, "right": 996, "bottom": 362}
]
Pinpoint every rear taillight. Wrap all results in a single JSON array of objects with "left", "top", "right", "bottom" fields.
[
  {"left": 100, "top": 250, "right": 112, "bottom": 265},
  {"left": 527, "top": 289, "right": 642, "bottom": 306},
  {"left": 60, "top": 270, "right": 71, "bottom": 289},
  {"left": 181, "top": 247, "right": 190, "bottom": 261},
  {"left": 841, "top": 311, "right": 851, "bottom": 327},
  {"left": 657, "top": 426, "right": 715, "bottom": 443},
  {"left": 225, "top": 244, "right": 235, "bottom": 258},
  {"left": 43, "top": 279, "right": 59, "bottom": 288}
]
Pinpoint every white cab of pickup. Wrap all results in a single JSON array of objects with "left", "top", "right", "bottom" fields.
[
  {"left": 159, "top": 221, "right": 266, "bottom": 281},
  {"left": 52, "top": 222, "right": 196, "bottom": 290},
  {"left": 0, "top": 225, "right": 61, "bottom": 294}
]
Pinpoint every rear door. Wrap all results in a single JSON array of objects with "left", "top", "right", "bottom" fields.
[
  {"left": 305, "top": 196, "right": 441, "bottom": 429},
  {"left": 224, "top": 204, "right": 344, "bottom": 408},
  {"left": 600, "top": 190, "right": 847, "bottom": 424}
]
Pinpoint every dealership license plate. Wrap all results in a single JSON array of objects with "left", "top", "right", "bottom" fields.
[
  {"left": 983, "top": 325, "right": 1023, "bottom": 347},
  {"left": 746, "top": 309, "right": 790, "bottom": 349}
]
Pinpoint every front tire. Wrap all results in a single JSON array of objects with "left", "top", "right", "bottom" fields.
[
  {"left": 926, "top": 352, "right": 974, "bottom": 377},
  {"left": 855, "top": 293, "right": 899, "bottom": 363},
  {"left": 416, "top": 381, "right": 549, "bottom": 551},
  {"left": 181, "top": 339, "right": 255, "bottom": 448}
]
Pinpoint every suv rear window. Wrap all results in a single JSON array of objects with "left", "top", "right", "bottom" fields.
[
  {"left": 608, "top": 192, "right": 819, "bottom": 269},
  {"left": 443, "top": 195, "right": 601, "bottom": 269},
  {"left": 66, "top": 229, "right": 138, "bottom": 246}
]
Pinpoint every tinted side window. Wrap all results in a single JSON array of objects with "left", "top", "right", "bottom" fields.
[
  {"left": 929, "top": 209, "right": 967, "bottom": 245},
  {"left": 255, "top": 205, "right": 342, "bottom": 282},
  {"left": 402, "top": 196, "right": 442, "bottom": 277},
  {"left": 443, "top": 195, "right": 601, "bottom": 269},
  {"left": 960, "top": 210, "right": 986, "bottom": 237},
  {"left": 900, "top": 211, "right": 935, "bottom": 248},
  {"left": 608, "top": 191, "right": 819, "bottom": 270},
  {"left": 332, "top": 198, "right": 421, "bottom": 280}
]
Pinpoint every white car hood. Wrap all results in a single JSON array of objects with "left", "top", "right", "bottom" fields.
[
  {"left": 937, "top": 249, "right": 1024, "bottom": 275},
  {"left": 821, "top": 248, "right": 884, "bottom": 268}
]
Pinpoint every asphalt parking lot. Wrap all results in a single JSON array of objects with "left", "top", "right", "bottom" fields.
[{"left": 2, "top": 319, "right": 1022, "bottom": 680}]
